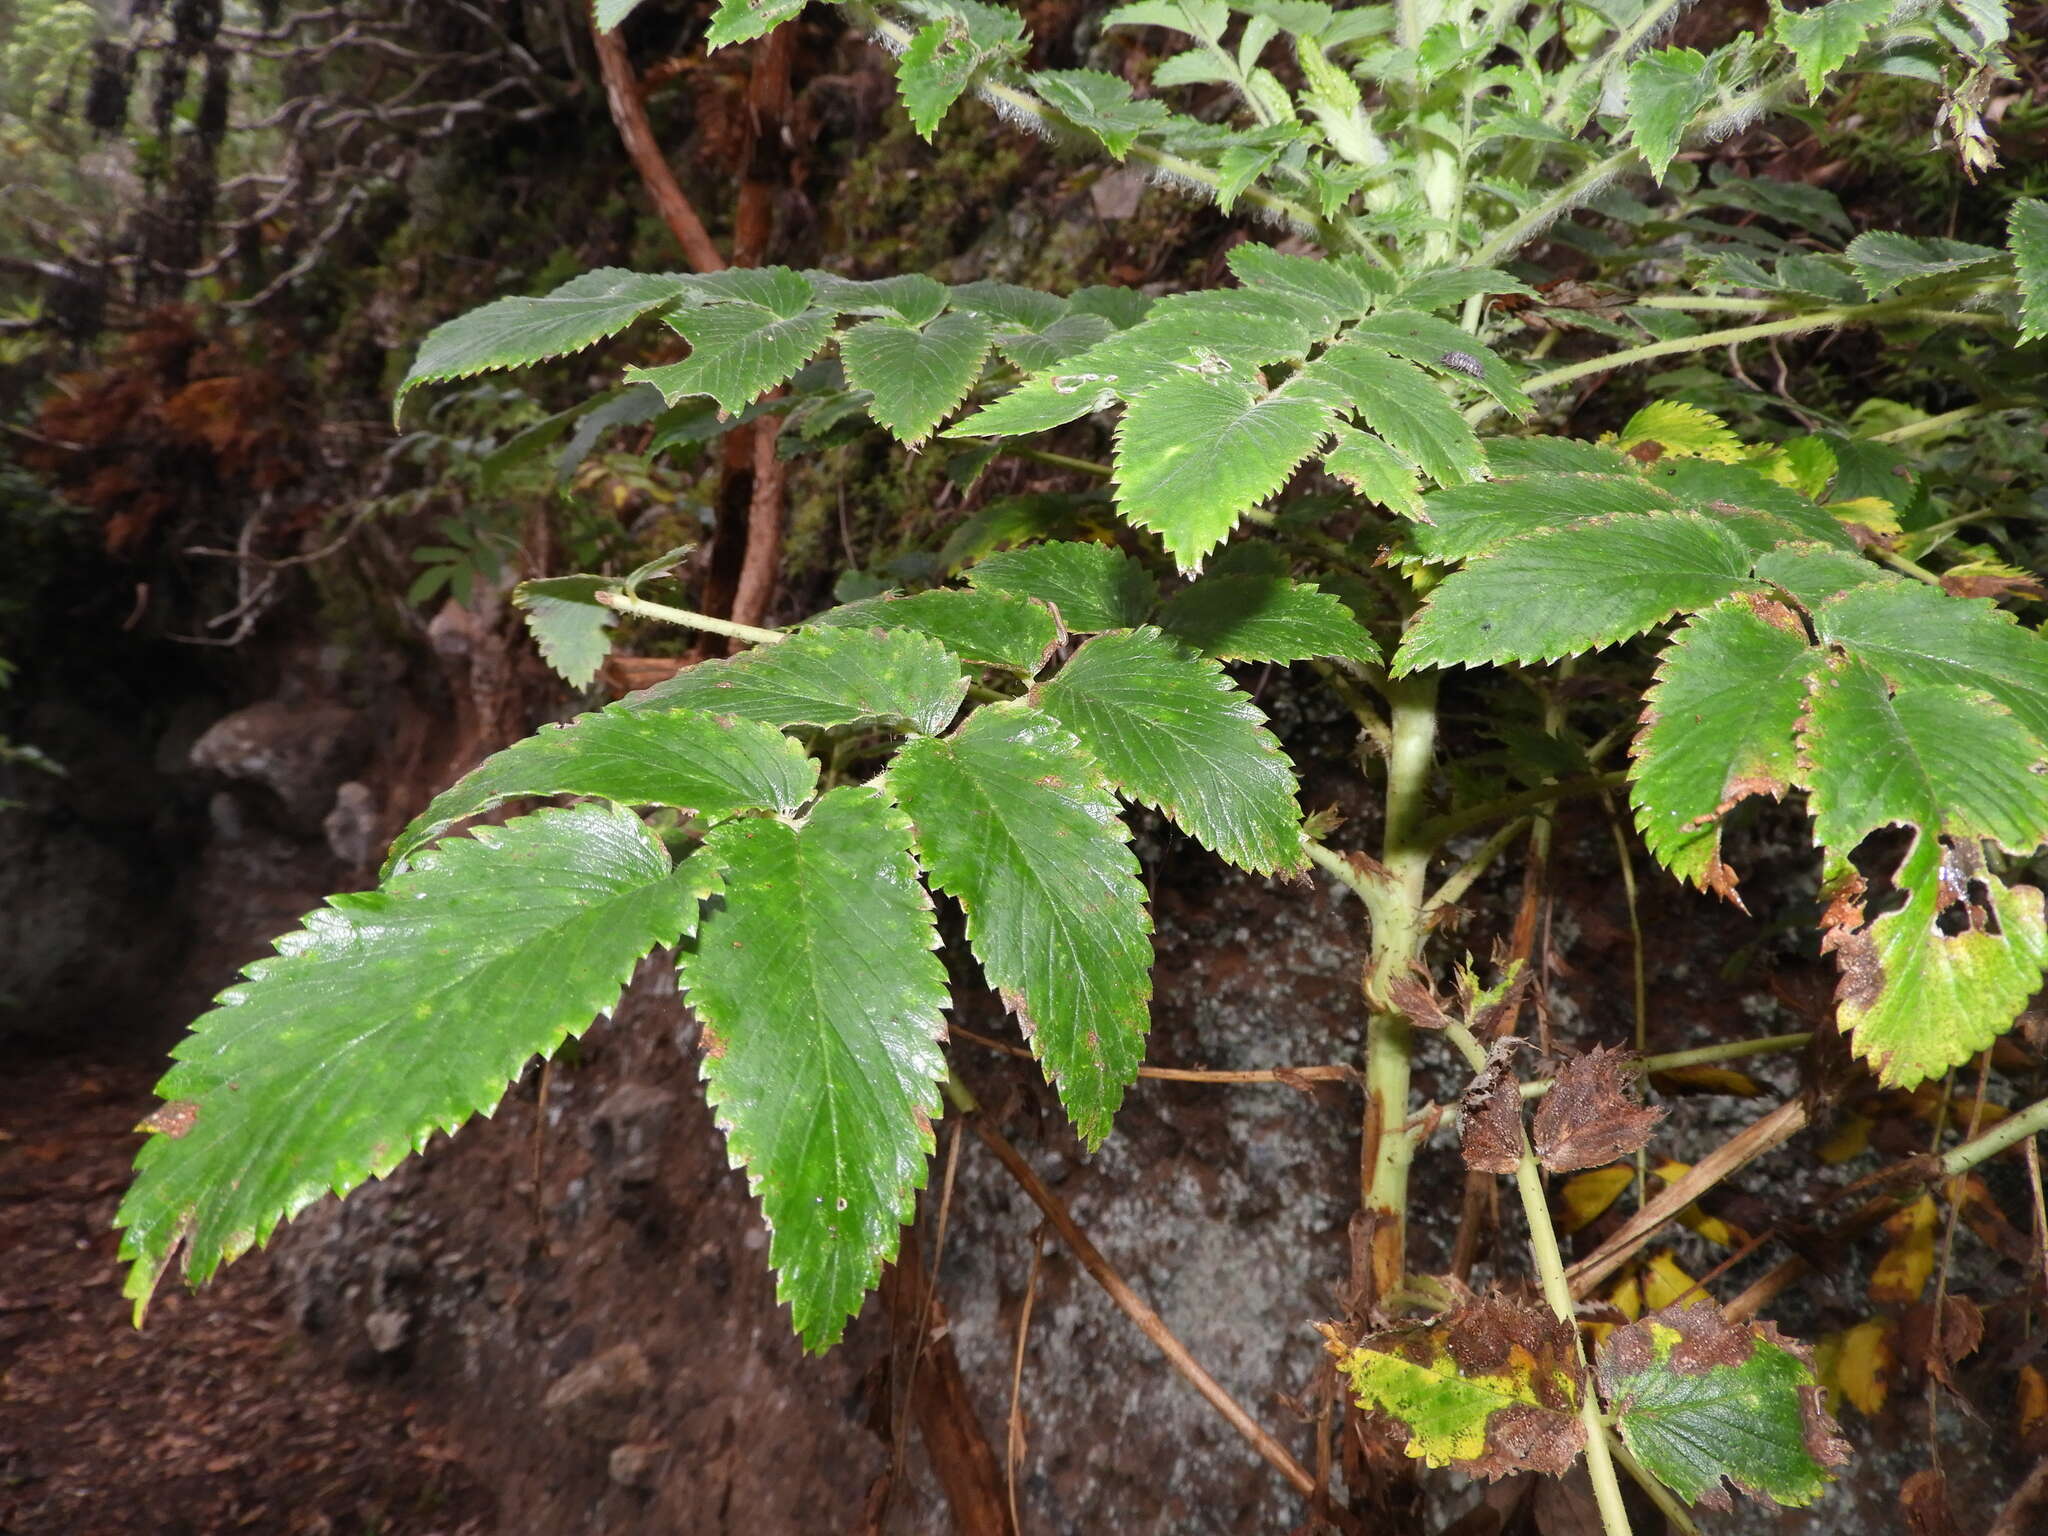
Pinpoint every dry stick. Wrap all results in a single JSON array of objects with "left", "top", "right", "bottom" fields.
[
  {"left": 944, "top": 1077, "right": 1319, "bottom": 1499},
  {"left": 590, "top": 23, "right": 724, "bottom": 275},
  {"left": 1729, "top": 1090, "right": 2048, "bottom": 1322},
  {"left": 1566, "top": 1097, "right": 1811, "bottom": 1299},
  {"left": 1990, "top": 1458, "right": 2048, "bottom": 1536},
  {"left": 949, "top": 1024, "right": 1356, "bottom": 1086},
  {"left": 1007, "top": 1227, "right": 1047, "bottom": 1536}
]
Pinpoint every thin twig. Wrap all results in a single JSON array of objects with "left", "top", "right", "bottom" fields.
[
  {"left": 950, "top": 1024, "right": 1355, "bottom": 1086},
  {"left": 944, "top": 1075, "right": 1318, "bottom": 1498},
  {"left": 1007, "top": 1226, "right": 1046, "bottom": 1536},
  {"left": 593, "top": 588, "right": 784, "bottom": 645},
  {"left": 591, "top": 23, "right": 725, "bottom": 274},
  {"left": 1566, "top": 1098, "right": 1810, "bottom": 1298}
]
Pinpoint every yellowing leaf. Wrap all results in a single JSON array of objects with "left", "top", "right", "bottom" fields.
[
  {"left": 1869, "top": 1193, "right": 1938, "bottom": 1303},
  {"left": 1648, "top": 1064, "right": 1766, "bottom": 1097},
  {"left": 1324, "top": 1299, "right": 1586, "bottom": 1478},
  {"left": 1640, "top": 1250, "right": 1702, "bottom": 1309},
  {"left": 1615, "top": 401, "right": 1744, "bottom": 463},
  {"left": 1557, "top": 1163, "right": 1636, "bottom": 1234},
  {"left": 2018, "top": 1362, "right": 2048, "bottom": 1440},
  {"left": 1827, "top": 495, "right": 1902, "bottom": 535},
  {"left": 1818, "top": 1112, "right": 1872, "bottom": 1165},
  {"left": 1818, "top": 1318, "right": 1896, "bottom": 1416}
]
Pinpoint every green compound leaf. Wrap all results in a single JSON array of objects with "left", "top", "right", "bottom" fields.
[
  {"left": 1801, "top": 653, "right": 2048, "bottom": 1088},
  {"left": 1396, "top": 512, "right": 1760, "bottom": 674},
  {"left": 683, "top": 787, "right": 949, "bottom": 1350},
  {"left": 1114, "top": 375, "right": 1335, "bottom": 571},
  {"left": 1290, "top": 340, "right": 1484, "bottom": 489},
  {"left": 893, "top": 707, "right": 1153, "bottom": 1146},
  {"left": 813, "top": 588, "right": 1060, "bottom": 671},
  {"left": 394, "top": 269, "right": 687, "bottom": 422},
  {"left": 1630, "top": 596, "right": 1818, "bottom": 903},
  {"left": 897, "top": 1, "right": 1027, "bottom": 138},
  {"left": 968, "top": 541, "right": 1158, "bottom": 632},
  {"left": 1627, "top": 47, "right": 1712, "bottom": 182},
  {"left": 1068, "top": 286, "right": 1333, "bottom": 393},
  {"left": 995, "top": 312, "right": 1117, "bottom": 370},
  {"left": 1597, "top": 1301, "right": 1850, "bottom": 1510},
  {"left": 2011, "top": 197, "right": 2048, "bottom": 343},
  {"left": 1339, "top": 310, "right": 1532, "bottom": 417},
  {"left": 621, "top": 627, "right": 969, "bottom": 737},
  {"left": 1029, "top": 69, "right": 1172, "bottom": 158},
  {"left": 117, "top": 804, "right": 710, "bottom": 1318},
  {"left": 1326, "top": 1299, "right": 1586, "bottom": 1479},
  {"left": 1228, "top": 243, "right": 1377, "bottom": 323},
  {"left": 946, "top": 372, "right": 1116, "bottom": 437},
  {"left": 386, "top": 706, "right": 819, "bottom": 873},
  {"left": 1811, "top": 581, "right": 2048, "bottom": 746},
  {"left": 1774, "top": 0, "right": 1896, "bottom": 97},
  {"left": 627, "top": 301, "right": 835, "bottom": 414},
  {"left": 705, "top": 0, "right": 808, "bottom": 49},
  {"left": 1843, "top": 230, "right": 2005, "bottom": 299},
  {"left": 1404, "top": 474, "right": 1680, "bottom": 565},
  {"left": 1322, "top": 425, "right": 1425, "bottom": 519},
  {"left": 1157, "top": 572, "right": 1381, "bottom": 664},
  {"left": 948, "top": 280, "right": 1067, "bottom": 330},
  {"left": 513, "top": 575, "right": 616, "bottom": 690},
  {"left": 1750, "top": 546, "right": 1890, "bottom": 610},
  {"left": 1035, "top": 627, "right": 1303, "bottom": 874},
  {"left": 840, "top": 311, "right": 997, "bottom": 444},
  {"left": 809, "top": 271, "right": 950, "bottom": 325}
]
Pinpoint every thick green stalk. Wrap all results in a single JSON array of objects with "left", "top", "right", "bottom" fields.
[{"left": 1361, "top": 667, "right": 1440, "bottom": 1302}]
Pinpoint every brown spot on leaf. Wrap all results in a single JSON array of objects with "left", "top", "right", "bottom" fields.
[
  {"left": 1625, "top": 440, "right": 1665, "bottom": 464},
  {"left": 1460, "top": 1038, "right": 1527, "bottom": 1174},
  {"left": 699, "top": 1023, "right": 727, "bottom": 1059},
  {"left": 1531, "top": 1047, "right": 1665, "bottom": 1172},
  {"left": 1741, "top": 592, "right": 1808, "bottom": 634},
  {"left": 137, "top": 1100, "right": 200, "bottom": 1138}
]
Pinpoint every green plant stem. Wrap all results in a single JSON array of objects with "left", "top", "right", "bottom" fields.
[
  {"left": 1360, "top": 668, "right": 1440, "bottom": 1302},
  {"left": 1866, "top": 401, "right": 1988, "bottom": 444},
  {"left": 1422, "top": 814, "right": 1530, "bottom": 916},
  {"left": 593, "top": 588, "right": 785, "bottom": 645},
  {"left": 1477, "top": 301, "right": 2012, "bottom": 422},
  {"left": 1005, "top": 444, "right": 1113, "bottom": 479},
  {"left": 1940, "top": 1092, "right": 2048, "bottom": 1178},
  {"left": 1541, "top": 0, "right": 1697, "bottom": 127},
  {"left": 1442, "top": 1021, "right": 1634, "bottom": 1536},
  {"left": 1302, "top": 837, "right": 1384, "bottom": 911},
  {"left": 1418, "top": 770, "right": 1630, "bottom": 848},
  {"left": 1472, "top": 145, "right": 1637, "bottom": 266},
  {"left": 1607, "top": 1429, "right": 1700, "bottom": 1535}
]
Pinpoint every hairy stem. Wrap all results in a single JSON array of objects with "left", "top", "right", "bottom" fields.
[
  {"left": 1361, "top": 668, "right": 1441, "bottom": 1303},
  {"left": 593, "top": 588, "right": 784, "bottom": 645}
]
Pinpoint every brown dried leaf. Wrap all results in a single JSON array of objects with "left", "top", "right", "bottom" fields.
[
  {"left": 1461, "top": 1039, "right": 1527, "bottom": 1174},
  {"left": 1870, "top": 1192, "right": 1938, "bottom": 1303},
  {"left": 1531, "top": 1047, "right": 1666, "bottom": 1172},
  {"left": 1387, "top": 973, "right": 1454, "bottom": 1031},
  {"left": 1899, "top": 1295, "right": 1983, "bottom": 1390},
  {"left": 1901, "top": 1467, "right": 1964, "bottom": 1536},
  {"left": 1647, "top": 1064, "right": 1765, "bottom": 1097}
]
